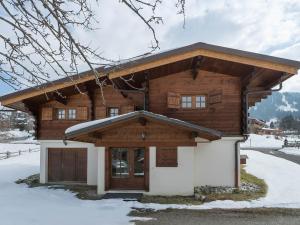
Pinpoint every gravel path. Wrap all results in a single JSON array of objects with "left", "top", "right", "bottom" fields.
[{"left": 131, "top": 208, "right": 300, "bottom": 225}]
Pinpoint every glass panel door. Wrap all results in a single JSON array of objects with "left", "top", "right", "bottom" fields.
[
  {"left": 111, "top": 148, "right": 129, "bottom": 178},
  {"left": 134, "top": 148, "right": 144, "bottom": 177}
]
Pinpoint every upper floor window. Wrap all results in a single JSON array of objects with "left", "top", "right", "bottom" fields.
[
  {"left": 181, "top": 96, "right": 192, "bottom": 108},
  {"left": 108, "top": 107, "right": 119, "bottom": 117},
  {"left": 68, "top": 109, "right": 76, "bottom": 120},
  {"left": 196, "top": 96, "right": 206, "bottom": 108},
  {"left": 57, "top": 109, "right": 66, "bottom": 120}
]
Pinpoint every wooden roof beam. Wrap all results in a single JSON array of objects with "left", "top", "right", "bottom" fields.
[
  {"left": 241, "top": 68, "right": 264, "bottom": 89},
  {"left": 191, "top": 56, "right": 204, "bottom": 80},
  {"left": 108, "top": 48, "right": 299, "bottom": 80},
  {"left": 1, "top": 43, "right": 300, "bottom": 106}
]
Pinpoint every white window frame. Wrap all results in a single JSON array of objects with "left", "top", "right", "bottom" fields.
[
  {"left": 57, "top": 109, "right": 66, "bottom": 120},
  {"left": 181, "top": 96, "right": 192, "bottom": 108},
  {"left": 109, "top": 107, "right": 119, "bottom": 117},
  {"left": 196, "top": 95, "right": 206, "bottom": 108},
  {"left": 68, "top": 109, "right": 76, "bottom": 120}
]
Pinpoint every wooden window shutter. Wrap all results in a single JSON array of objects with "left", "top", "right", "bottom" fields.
[
  {"left": 167, "top": 92, "right": 180, "bottom": 109},
  {"left": 77, "top": 107, "right": 88, "bottom": 120},
  {"left": 209, "top": 90, "right": 223, "bottom": 105},
  {"left": 95, "top": 106, "right": 106, "bottom": 119},
  {"left": 121, "top": 105, "right": 134, "bottom": 114},
  {"left": 41, "top": 107, "right": 53, "bottom": 120},
  {"left": 156, "top": 148, "right": 178, "bottom": 167}
]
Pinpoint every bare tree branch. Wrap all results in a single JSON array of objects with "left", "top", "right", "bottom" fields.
[{"left": 0, "top": 0, "right": 186, "bottom": 104}]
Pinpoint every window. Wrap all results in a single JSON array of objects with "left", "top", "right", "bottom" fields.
[
  {"left": 57, "top": 109, "right": 65, "bottom": 120},
  {"left": 156, "top": 148, "right": 178, "bottom": 167},
  {"left": 68, "top": 109, "right": 76, "bottom": 120},
  {"left": 181, "top": 96, "right": 192, "bottom": 108},
  {"left": 196, "top": 96, "right": 206, "bottom": 108},
  {"left": 108, "top": 107, "right": 119, "bottom": 117}
]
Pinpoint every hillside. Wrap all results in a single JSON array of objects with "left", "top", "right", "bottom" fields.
[{"left": 250, "top": 92, "right": 300, "bottom": 121}]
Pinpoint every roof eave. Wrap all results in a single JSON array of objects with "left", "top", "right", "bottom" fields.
[{"left": 64, "top": 111, "right": 223, "bottom": 141}]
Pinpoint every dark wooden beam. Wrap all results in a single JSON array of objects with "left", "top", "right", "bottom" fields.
[
  {"left": 138, "top": 117, "right": 147, "bottom": 126},
  {"left": 88, "top": 131, "right": 102, "bottom": 139},
  {"left": 264, "top": 72, "right": 287, "bottom": 90},
  {"left": 87, "top": 89, "right": 96, "bottom": 120},
  {"left": 51, "top": 92, "right": 68, "bottom": 105},
  {"left": 190, "top": 131, "right": 198, "bottom": 139},
  {"left": 241, "top": 68, "right": 264, "bottom": 89},
  {"left": 191, "top": 56, "right": 203, "bottom": 80},
  {"left": 144, "top": 74, "right": 149, "bottom": 111},
  {"left": 111, "top": 79, "right": 128, "bottom": 98}
]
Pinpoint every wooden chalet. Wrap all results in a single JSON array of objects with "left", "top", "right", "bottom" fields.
[{"left": 0, "top": 42, "right": 299, "bottom": 195}]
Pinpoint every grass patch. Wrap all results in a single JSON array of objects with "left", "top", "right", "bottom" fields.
[
  {"left": 140, "top": 167, "right": 267, "bottom": 205},
  {"left": 140, "top": 195, "right": 202, "bottom": 205}
]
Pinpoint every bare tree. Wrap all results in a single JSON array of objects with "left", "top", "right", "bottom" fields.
[{"left": 0, "top": 0, "right": 186, "bottom": 98}]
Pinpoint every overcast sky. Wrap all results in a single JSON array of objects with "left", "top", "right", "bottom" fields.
[{"left": 1, "top": 0, "right": 300, "bottom": 95}]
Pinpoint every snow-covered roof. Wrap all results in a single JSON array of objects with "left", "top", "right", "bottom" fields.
[{"left": 65, "top": 110, "right": 223, "bottom": 141}]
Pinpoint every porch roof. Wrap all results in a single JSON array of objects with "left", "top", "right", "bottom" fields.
[{"left": 65, "top": 110, "right": 223, "bottom": 141}]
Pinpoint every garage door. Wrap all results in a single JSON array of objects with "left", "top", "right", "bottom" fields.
[{"left": 48, "top": 148, "right": 87, "bottom": 182}]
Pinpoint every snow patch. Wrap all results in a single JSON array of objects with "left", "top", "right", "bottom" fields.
[
  {"left": 0, "top": 129, "right": 32, "bottom": 140},
  {"left": 2, "top": 147, "right": 300, "bottom": 225},
  {"left": 276, "top": 94, "right": 298, "bottom": 112},
  {"left": 240, "top": 134, "right": 283, "bottom": 149}
]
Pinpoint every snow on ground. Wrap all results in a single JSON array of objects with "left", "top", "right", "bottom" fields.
[
  {"left": 0, "top": 129, "right": 31, "bottom": 140},
  {"left": 2, "top": 149, "right": 300, "bottom": 225},
  {"left": 0, "top": 152, "right": 138, "bottom": 225},
  {"left": 0, "top": 142, "right": 39, "bottom": 153},
  {"left": 280, "top": 147, "right": 300, "bottom": 156},
  {"left": 135, "top": 150, "right": 300, "bottom": 210},
  {"left": 241, "top": 134, "right": 283, "bottom": 149}
]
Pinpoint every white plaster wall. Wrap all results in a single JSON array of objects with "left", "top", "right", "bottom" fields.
[
  {"left": 147, "top": 146, "right": 195, "bottom": 196},
  {"left": 96, "top": 147, "right": 105, "bottom": 195},
  {"left": 39, "top": 140, "right": 97, "bottom": 185},
  {"left": 194, "top": 137, "right": 242, "bottom": 187}
]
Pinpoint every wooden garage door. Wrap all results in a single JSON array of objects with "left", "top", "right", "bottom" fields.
[{"left": 48, "top": 148, "right": 87, "bottom": 182}]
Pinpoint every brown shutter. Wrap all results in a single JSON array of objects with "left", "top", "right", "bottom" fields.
[
  {"left": 77, "top": 107, "right": 88, "bottom": 120},
  {"left": 156, "top": 148, "right": 178, "bottom": 167},
  {"left": 41, "top": 107, "right": 53, "bottom": 120},
  {"left": 167, "top": 92, "right": 180, "bottom": 109},
  {"left": 209, "top": 90, "right": 222, "bottom": 105},
  {"left": 95, "top": 106, "right": 106, "bottom": 119},
  {"left": 121, "top": 105, "right": 134, "bottom": 114}
]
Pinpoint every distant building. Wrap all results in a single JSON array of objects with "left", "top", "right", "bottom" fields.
[
  {"left": 248, "top": 118, "right": 266, "bottom": 134},
  {"left": 258, "top": 127, "right": 283, "bottom": 136},
  {"left": 249, "top": 118, "right": 283, "bottom": 136}
]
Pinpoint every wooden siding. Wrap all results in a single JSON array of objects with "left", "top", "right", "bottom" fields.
[
  {"left": 149, "top": 70, "right": 241, "bottom": 135},
  {"left": 93, "top": 86, "right": 143, "bottom": 118},
  {"left": 72, "top": 119, "right": 197, "bottom": 147},
  {"left": 38, "top": 87, "right": 143, "bottom": 139},
  {"left": 39, "top": 93, "right": 92, "bottom": 139},
  {"left": 38, "top": 69, "right": 241, "bottom": 140}
]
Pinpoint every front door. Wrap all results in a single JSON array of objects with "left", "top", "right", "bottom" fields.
[{"left": 110, "top": 147, "right": 146, "bottom": 190}]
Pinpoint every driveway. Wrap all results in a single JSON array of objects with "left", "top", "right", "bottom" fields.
[
  {"left": 251, "top": 148, "right": 300, "bottom": 165},
  {"left": 131, "top": 208, "right": 300, "bottom": 225}
]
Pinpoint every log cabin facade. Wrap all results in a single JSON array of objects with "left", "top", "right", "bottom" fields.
[{"left": 1, "top": 42, "right": 299, "bottom": 195}]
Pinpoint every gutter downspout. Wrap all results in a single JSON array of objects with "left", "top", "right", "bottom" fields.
[{"left": 235, "top": 76, "right": 283, "bottom": 188}]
